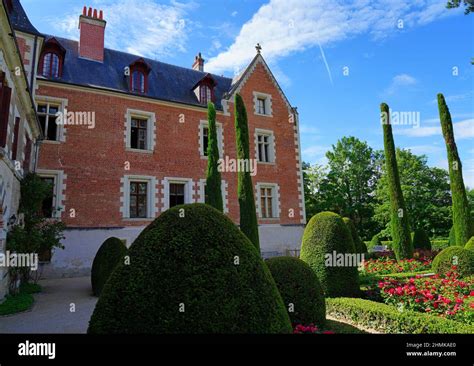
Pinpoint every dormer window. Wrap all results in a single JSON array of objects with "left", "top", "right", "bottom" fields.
[
  {"left": 193, "top": 73, "right": 217, "bottom": 105},
  {"left": 200, "top": 85, "right": 212, "bottom": 104},
  {"left": 129, "top": 58, "right": 151, "bottom": 94},
  {"left": 131, "top": 70, "right": 145, "bottom": 93},
  {"left": 39, "top": 38, "right": 66, "bottom": 78}
]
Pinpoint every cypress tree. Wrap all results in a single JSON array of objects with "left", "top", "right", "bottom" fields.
[
  {"left": 235, "top": 93, "right": 260, "bottom": 250},
  {"left": 205, "top": 102, "right": 223, "bottom": 212},
  {"left": 438, "top": 93, "right": 472, "bottom": 246},
  {"left": 381, "top": 103, "right": 413, "bottom": 260}
]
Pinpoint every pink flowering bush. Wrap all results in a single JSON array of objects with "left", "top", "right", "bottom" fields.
[
  {"left": 363, "top": 256, "right": 432, "bottom": 275},
  {"left": 377, "top": 270, "right": 474, "bottom": 324},
  {"left": 293, "top": 323, "right": 334, "bottom": 334}
]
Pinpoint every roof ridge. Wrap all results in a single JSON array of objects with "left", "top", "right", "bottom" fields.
[{"left": 46, "top": 34, "right": 233, "bottom": 82}]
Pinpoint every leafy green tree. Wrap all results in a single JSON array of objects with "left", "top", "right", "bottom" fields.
[
  {"left": 381, "top": 103, "right": 413, "bottom": 260},
  {"left": 374, "top": 149, "right": 452, "bottom": 238},
  {"left": 7, "top": 173, "right": 65, "bottom": 291},
  {"left": 302, "top": 161, "right": 327, "bottom": 220},
  {"left": 305, "top": 137, "right": 382, "bottom": 239},
  {"left": 235, "top": 93, "right": 259, "bottom": 250},
  {"left": 438, "top": 93, "right": 472, "bottom": 246},
  {"left": 447, "top": 0, "right": 474, "bottom": 14},
  {"left": 205, "top": 102, "right": 223, "bottom": 212}
]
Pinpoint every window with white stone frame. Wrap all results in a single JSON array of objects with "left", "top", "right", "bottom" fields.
[
  {"left": 125, "top": 109, "right": 156, "bottom": 152},
  {"left": 36, "top": 169, "right": 66, "bottom": 219},
  {"left": 162, "top": 177, "right": 194, "bottom": 210},
  {"left": 35, "top": 96, "right": 67, "bottom": 142},
  {"left": 253, "top": 92, "right": 272, "bottom": 117},
  {"left": 255, "top": 129, "right": 275, "bottom": 163},
  {"left": 121, "top": 175, "right": 157, "bottom": 220},
  {"left": 198, "top": 179, "right": 228, "bottom": 213},
  {"left": 199, "top": 120, "right": 223, "bottom": 158},
  {"left": 256, "top": 183, "right": 280, "bottom": 219}
]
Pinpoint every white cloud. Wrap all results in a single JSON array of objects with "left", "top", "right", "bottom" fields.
[
  {"left": 404, "top": 144, "right": 443, "bottom": 155},
  {"left": 54, "top": 0, "right": 194, "bottom": 58},
  {"left": 395, "top": 119, "right": 474, "bottom": 139},
  {"left": 206, "top": 0, "right": 458, "bottom": 74},
  {"left": 231, "top": 11, "right": 238, "bottom": 17},
  {"left": 383, "top": 73, "right": 417, "bottom": 95}
]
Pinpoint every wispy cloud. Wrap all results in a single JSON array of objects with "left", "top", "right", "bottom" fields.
[
  {"left": 206, "top": 0, "right": 459, "bottom": 74},
  {"left": 383, "top": 73, "right": 417, "bottom": 95},
  {"left": 54, "top": 0, "right": 195, "bottom": 58},
  {"left": 395, "top": 118, "right": 474, "bottom": 139}
]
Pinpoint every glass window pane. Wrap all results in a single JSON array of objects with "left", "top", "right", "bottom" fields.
[
  {"left": 48, "top": 106, "right": 59, "bottom": 115},
  {"left": 139, "top": 183, "right": 147, "bottom": 194},
  {"left": 47, "top": 118, "right": 57, "bottom": 140},
  {"left": 37, "top": 104, "right": 47, "bottom": 114}
]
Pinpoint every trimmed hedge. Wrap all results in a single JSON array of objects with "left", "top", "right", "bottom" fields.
[
  {"left": 432, "top": 246, "right": 474, "bottom": 277},
  {"left": 466, "top": 236, "right": 474, "bottom": 251},
  {"left": 448, "top": 220, "right": 474, "bottom": 246},
  {"left": 266, "top": 256, "right": 326, "bottom": 327},
  {"left": 412, "top": 228, "right": 431, "bottom": 250},
  {"left": 88, "top": 204, "right": 292, "bottom": 334},
  {"left": 300, "top": 212, "right": 359, "bottom": 298},
  {"left": 326, "top": 297, "right": 474, "bottom": 334},
  {"left": 343, "top": 217, "right": 367, "bottom": 254},
  {"left": 432, "top": 239, "right": 449, "bottom": 250},
  {"left": 91, "top": 237, "right": 127, "bottom": 296}
]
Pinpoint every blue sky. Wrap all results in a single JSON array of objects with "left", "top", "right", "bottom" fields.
[{"left": 21, "top": 0, "right": 474, "bottom": 187}]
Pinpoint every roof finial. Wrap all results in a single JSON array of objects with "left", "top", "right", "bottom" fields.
[{"left": 255, "top": 43, "right": 262, "bottom": 54}]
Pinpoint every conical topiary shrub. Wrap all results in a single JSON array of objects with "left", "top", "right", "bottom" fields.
[
  {"left": 300, "top": 212, "right": 360, "bottom": 298},
  {"left": 91, "top": 237, "right": 127, "bottom": 296},
  {"left": 266, "top": 256, "right": 326, "bottom": 328},
  {"left": 412, "top": 228, "right": 431, "bottom": 250},
  {"left": 448, "top": 219, "right": 474, "bottom": 246},
  {"left": 88, "top": 204, "right": 292, "bottom": 334}
]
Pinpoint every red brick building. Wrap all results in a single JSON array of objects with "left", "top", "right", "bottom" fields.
[{"left": 9, "top": 1, "right": 306, "bottom": 277}]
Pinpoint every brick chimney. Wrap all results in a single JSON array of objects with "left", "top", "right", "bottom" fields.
[
  {"left": 78, "top": 6, "right": 106, "bottom": 62},
  {"left": 192, "top": 53, "right": 204, "bottom": 72}
]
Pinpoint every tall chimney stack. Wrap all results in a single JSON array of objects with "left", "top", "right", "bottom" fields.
[
  {"left": 78, "top": 6, "right": 106, "bottom": 62},
  {"left": 192, "top": 53, "right": 204, "bottom": 72}
]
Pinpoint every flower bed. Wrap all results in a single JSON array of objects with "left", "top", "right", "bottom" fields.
[
  {"left": 293, "top": 323, "right": 334, "bottom": 334},
  {"left": 376, "top": 270, "right": 474, "bottom": 324},
  {"left": 326, "top": 297, "right": 474, "bottom": 334},
  {"left": 363, "top": 256, "right": 432, "bottom": 275}
]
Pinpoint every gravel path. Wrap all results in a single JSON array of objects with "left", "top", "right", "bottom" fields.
[{"left": 0, "top": 277, "right": 96, "bottom": 334}]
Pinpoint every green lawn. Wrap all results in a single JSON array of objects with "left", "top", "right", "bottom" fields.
[{"left": 0, "top": 283, "right": 41, "bottom": 316}]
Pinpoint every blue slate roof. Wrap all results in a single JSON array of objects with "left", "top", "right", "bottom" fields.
[
  {"left": 41, "top": 36, "right": 234, "bottom": 110},
  {"left": 9, "top": 0, "right": 41, "bottom": 35}
]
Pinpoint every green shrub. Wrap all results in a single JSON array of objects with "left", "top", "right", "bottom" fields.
[
  {"left": 266, "top": 256, "right": 326, "bottom": 327},
  {"left": 326, "top": 297, "right": 474, "bottom": 334},
  {"left": 343, "top": 217, "right": 367, "bottom": 254},
  {"left": 88, "top": 204, "right": 291, "bottom": 334},
  {"left": 91, "top": 237, "right": 127, "bottom": 296},
  {"left": 412, "top": 228, "right": 431, "bottom": 250},
  {"left": 466, "top": 237, "right": 474, "bottom": 251},
  {"left": 300, "top": 212, "right": 359, "bottom": 298},
  {"left": 432, "top": 239, "right": 449, "bottom": 250},
  {"left": 432, "top": 246, "right": 474, "bottom": 277}
]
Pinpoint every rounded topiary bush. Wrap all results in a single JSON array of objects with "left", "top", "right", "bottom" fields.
[
  {"left": 343, "top": 217, "right": 366, "bottom": 254},
  {"left": 266, "top": 256, "right": 326, "bottom": 328},
  {"left": 300, "top": 212, "right": 360, "bottom": 298},
  {"left": 91, "top": 237, "right": 127, "bottom": 296},
  {"left": 412, "top": 228, "right": 431, "bottom": 250},
  {"left": 432, "top": 246, "right": 474, "bottom": 277},
  {"left": 464, "top": 236, "right": 474, "bottom": 251},
  {"left": 88, "top": 203, "right": 292, "bottom": 334}
]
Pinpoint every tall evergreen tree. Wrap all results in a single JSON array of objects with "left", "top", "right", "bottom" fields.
[
  {"left": 205, "top": 102, "right": 223, "bottom": 212},
  {"left": 235, "top": 93, "right": 260, "bottom": 250},
  {"left": 438, "top": 93, "right": 472, "bottom": 246},
  {"left": 380, "top": 103, "right": 413, "bottom": 260}
]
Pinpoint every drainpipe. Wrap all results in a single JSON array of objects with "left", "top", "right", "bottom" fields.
[{"left": 30, "top": 36, "right": 38, "bottom": 91}]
